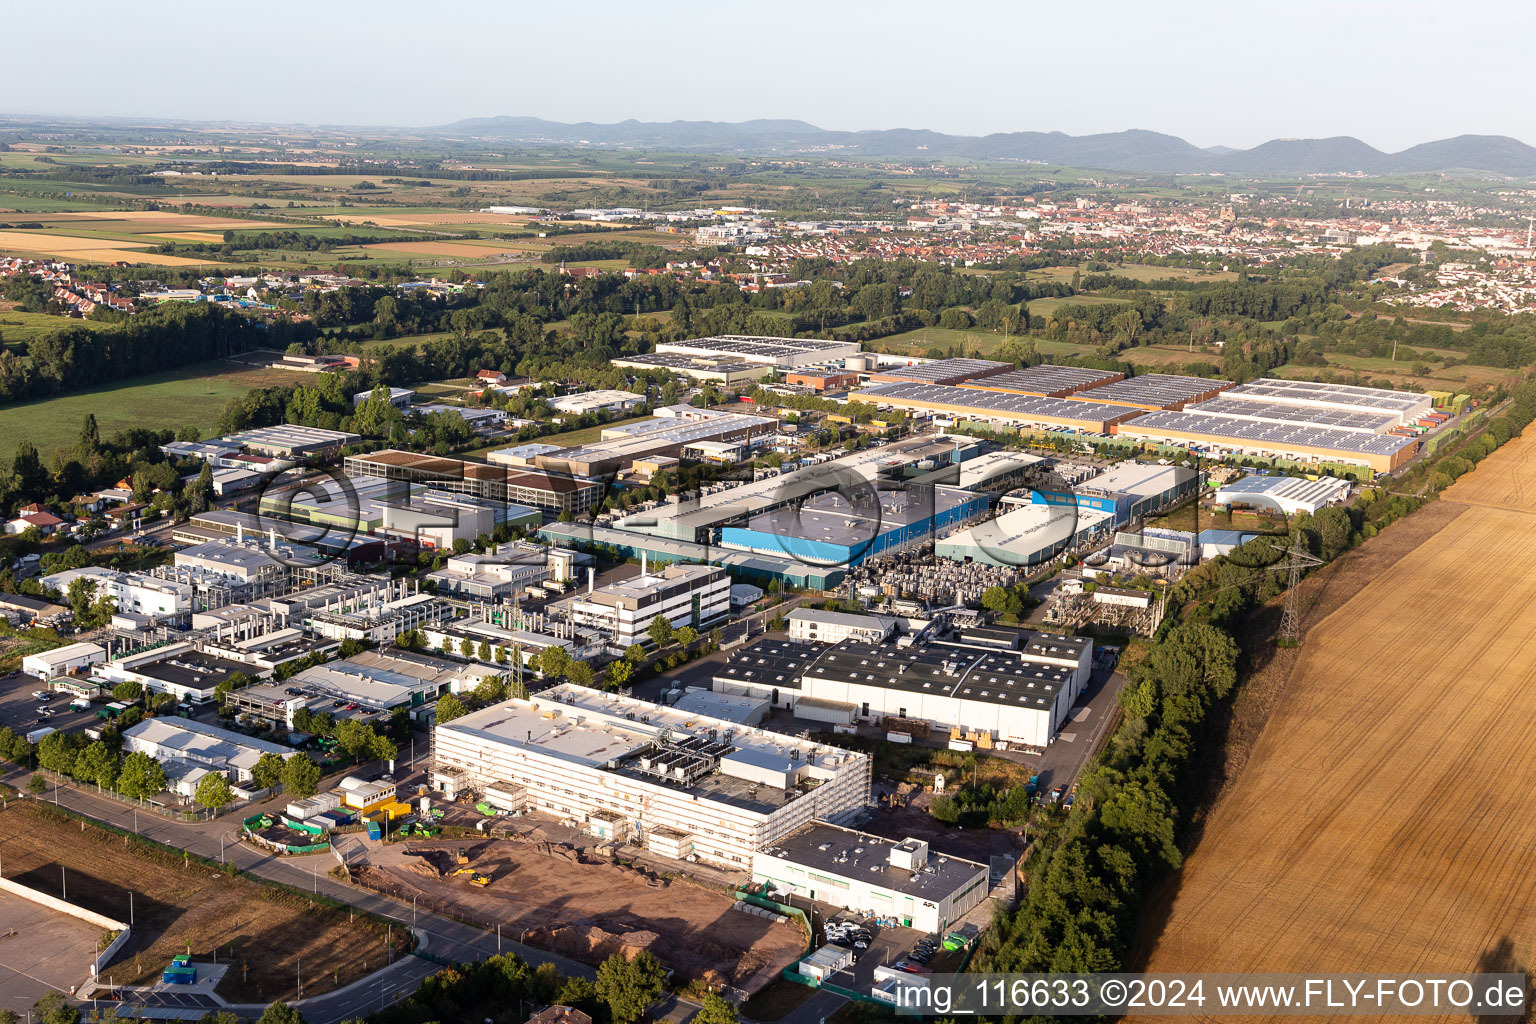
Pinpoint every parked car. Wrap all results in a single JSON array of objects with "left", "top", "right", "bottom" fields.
[
  {"left": 35, "top": 706, "right": 53, "bottom": 717},
  {"left": 30, "top": 691, "right": 51, "bottom": 700}
]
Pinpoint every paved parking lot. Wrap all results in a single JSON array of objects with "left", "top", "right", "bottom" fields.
[
  {"left": 0, "top": 674, "right": 97, "bottom": 738},
  {"left": 0, "top": 889, "right": 99, "bottom": 1013}
]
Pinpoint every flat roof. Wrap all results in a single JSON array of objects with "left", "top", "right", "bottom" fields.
[
  {"left": 1226, "top": 377, "right": 1429, "bottom": 413},
  {"left": 660, "top": 335, "right": 857, "bottom": 359},
  {"left": 1217, "top": 475, "right": 1352, "bottom": 504},
  {"left": 1079, "top": 461, "right": 1195, "bottom": 498},
  {"left": 713, "top": 638, "right": 822, "bottom": 691},
  {"left": 787, "top": 608, "right": 899, "bottom": 631},
  {"left": 959, "top": 364, "right": 1123, "bottom": 396},
  {"left": 1120, "top": 410, "right": 1420, "bottom": 456},
  {"left": 221, "top": 423, "right": 361, "bottom": 451},
  {"left": 802, "top": 638, "right": 1075, "bottom": 711},
  {"left": 731, "top": 484, "right": 980, "bottom": 551},
  {"left": 1188, "top": 396, "right": 1400, "bottom": 434},
  {"left": 612, "top": 352, "right": 767, "bottom": 375},
  {"left": 762, "top": 821, "right": 987, "bottom": 901},
  {"left": 859, "top": 382, "right": 1134, "bottom": 429},
  {"left": 1072, "top": 373, "right": 1231, "bottom": 409},
  {"left": 125, "top": 649, "right": 252, "bottom": 690},
  {"left": 867, "top": 358, "right": 1012, "bottom": 384}
]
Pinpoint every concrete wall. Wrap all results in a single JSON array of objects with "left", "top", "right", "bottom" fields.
[{"left": 0, "top": 876, "right": 130, "bottom": 976}]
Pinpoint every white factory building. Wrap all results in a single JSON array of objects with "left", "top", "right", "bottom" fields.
[
  {"left": 42, "top": 566, "right": 191, "bottom": 620},
  {"left": 754, "top": 823, "right": 989, "bottom": 934},
  {"left": 653, "top": 335, "right": 862, "bottom": 370},
  {"left": 431, "top": 683, "right": 872, "bottom": 868},
  {"left": 567, "top": 561, "right": 731, "bottom": 647},
  {"left": 795, "top": 632, "right": 1093, "bottom": 748},
  {"left": 1214, "top": 474, "right": 1352, "bottom": 515},
  {"left": 550, "top": 390, "right": 647, "bottom": 416},
  {"left": 936, "top": 503, "right": 1116, "bottom": 569},
  {"left": 787, "top": 609, "right": 899, "bottom": 645},
  {"left": 22, "top": 641, "right": 106, "bottom": 681},
  {"left": 121, "top": 717, "right": 296, "bottom": 793}
]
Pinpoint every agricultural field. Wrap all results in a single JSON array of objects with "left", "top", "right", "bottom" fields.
[
  {"left": 0, "top": 801, "right": 402, "bottom": 1002},
  {"left": 0, "top": 308, "right": 113, "bottom": 347},
  {"left": 0, "top": 360, "right": 311, "bottom": 459},
  {"left": 1139, "top": 430, "right": 1536, "bottom": 984},
  {"left": 1028, "top": 263, "right": 1240, "bottom": 284}
]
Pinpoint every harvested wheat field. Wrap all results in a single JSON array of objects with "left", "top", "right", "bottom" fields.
[{"left": 1140, "top": 431, "right": 1536, "bottom": 1007}]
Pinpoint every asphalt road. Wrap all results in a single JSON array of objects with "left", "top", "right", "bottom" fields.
[{"left": 0, "top": 767, "right": 725, "bottom": 1024}]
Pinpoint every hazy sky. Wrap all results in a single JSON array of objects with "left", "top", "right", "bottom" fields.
[{"left": 9, "top": 0, "right": 1535, "bottom": 150}]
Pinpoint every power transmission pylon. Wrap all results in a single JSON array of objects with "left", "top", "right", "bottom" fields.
[{"left": 1278, "top": 542, "right": 1325, "bottom": 645}]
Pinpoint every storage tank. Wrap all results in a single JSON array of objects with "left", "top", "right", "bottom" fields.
[{"left": 419, "top": 796, "right": 432, "bottom": 816}]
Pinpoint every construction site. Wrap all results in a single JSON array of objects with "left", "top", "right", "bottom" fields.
[{"left": 348, "top": 821, "right": 807, "bottom": 993}]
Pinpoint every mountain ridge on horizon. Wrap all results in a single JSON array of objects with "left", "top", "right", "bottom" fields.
[{"left": 437, "top": 115, "right": 1536, "bottom": 176}]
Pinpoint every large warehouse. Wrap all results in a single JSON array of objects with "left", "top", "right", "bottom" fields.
[
  {"left": 1115, "top": 410, "right": 1420, "bottom": 472},
  {"left": 431, "top": 683, "right": 872, "bottom": 868},
  {"left": 866, "top": 358, "right": 1013, "bottom": 386},
  {"left": 795, "top": 631, "right": 1094, "bottom": 748},
  {"left": 528, "top": 406, "right": 774, "bottom": 477},
  {"left": 719, "top": 484, "right": 989, "bottom": 567},
  {"left": 959, "top": 364, "right": 1125, "bottom": 397},
  {"left": 1224, "top": 378, "right": 1434, "bottom": 425},
  {"left": 858, "top": 382, "right": 1143, "bottom": 433},
  {"left": 654, "top": 335, "right": 862, "bottom": 369},
  {"left": 1054, "top": 373, "right": 1231, "bottom": 411}
]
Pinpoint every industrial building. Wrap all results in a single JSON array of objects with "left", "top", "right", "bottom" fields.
[
  {"left": 485, "top": 442, "right": 567, "bottom": 468},
  {"left": 42, "top": 566, "right": 191, "bottom": 620},
  {"left": 218, "top": 424, "right": 362, "bottom": 459},
  {"left": 795, "top": 631, "right": 1093, "bottom": 747},
  {"left": 936, "top": 503, "right": 1116, "bottom": 568},
  {"left": 426, "top": 544, "right": 552, "bottom": 600},
  {"left": 260, "top": 477, "right": 541, "bottom": 549},
  {"left": 711, "top": 638, "right": 823, "bottom": 708},
  {"left": 550, "top": 390, "right": 647, "bottom": 416},
  {"left": 22, "top": 641, "right": 106, "bottom": 681},
  {"left": 1054, "top": 373, "right": 1230, "bottom": 411},
  {"left": 958, "top": 365, "right": 1125, "bottom": 398},
  {"left": 1215, "top": 474, "right": 1352, "bottom": 514},
  {"left": 101, "top": 644, "right": 261, "bottom": 702},
  {"left": 567, "top": 562, "right": 731, "bottom": 647},
  {"left": 611, "top": 352, "right": 773, "bottom": 383},
  {"left": 1113, "top": 378, "right": 1431, "bottom": 473},
  {"left": 344, "top": 451, "right": 603, "bottom": 515},
  {"left": 306, "top": 592, "right": 449, "bottom": 644},
  {"left": 785, "top": 368, "right": 860, "bottom": 391},
  {"left": 787, "top": 608, "right": 899, "bottom": 645},
  {"left": 229, "top": 649, "right": 492, "bottom": 728},
  {"left": 430, "top": 683, "right": 872, "bottom": 868},
  {"left": 1115, "top": 410, "right": 1419, "bottom": 472},
  {"left": 719, "top": 484, "right": 989, "bottom": 568},
  {"left": 537, "top": 522, "right": 848, "bottom": 590},
  {"left": 1029, "top": 461, "right": 1201, "bottom": 525},
  {"left": 352, "top": 386, "right": 415, "bottom": 409},
  {"left": 528, "top": 406, "right": 774, "bottom": 477},
  {"left": 754, "top": 823, "right": 988, "bottom": 933},
  {"left": 653, "top": 335, "right": 862, "bottom": 369},
  {"left": 866, "top": 358, "right": 1013, "bottom": 387},
  {"left": 858, "top": 382, "right": 1143, "bottom": 433},
  {"left": 1223, "top": 378, "right": 1434, "bottom": 425},
  {"left": 121, "top": 718, "right": 295, "bottom": 791}
]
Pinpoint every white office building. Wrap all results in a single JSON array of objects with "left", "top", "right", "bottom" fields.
[
  {"left": 567, "top": 562, "right": 730, "bottom": 647},
  {"left": 431, "top": 683, "right": 871, "bottom": 868},
  {"left": 787, "top": 609, "right": 899, "bottom": 645},
  {"left": 42, "top": 566, "right": 191, "bottom": 620},
  {"left": 754, "top": 823, "right": 989, "bottom": 933},
  {"left": 121, "top": 717, "right": 296, "bottom": 789}
]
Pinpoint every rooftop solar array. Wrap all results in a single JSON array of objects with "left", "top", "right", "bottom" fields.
[
  {"left": 802, "top": 639, "right": 1072, "bottom": 710},
  {"left": 613, "top": 352, "right": 765, "bottom": 374},
  {"left": 662, "top": 335, "right": 856, "bottom": 359},
  {"left": 859, "top": 382, "right": 1135, "bottom": 429},
  {"left": 1188, "top": 396, "right": 1400, "bottom": 434},
  {"left": 1218, "top": 475, "right": 1353, "bottom": 505},
  {"left": 960, "top": 365, "right": 1123, "bottom": 396},
  {"left": 1226, "top": 377, "right": 1430, "bottom": 414},
  {"left": 868, "top": 357, "right": 1012, "bottom": 383},
  {"left": 1121, "top": 410, "right": 1419, "bottom": 456},
  {"left": 1067, "top": 373, "right": 1232, "bottom": 408}
]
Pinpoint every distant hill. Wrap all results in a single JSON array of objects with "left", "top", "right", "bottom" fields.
[{"left": 437, "top": 116, "right": 1536, "bottom": 175}]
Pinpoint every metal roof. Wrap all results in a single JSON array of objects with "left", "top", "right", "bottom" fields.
[
  {"left": 960, "top": 364, "right": 1123, "bottom": 396},
  {"left": 1121, "top": 410, "right": 1419, "bottom": 456},
  {"left": 1226, "top": 377, "right": 1430, "bottom": 414}
]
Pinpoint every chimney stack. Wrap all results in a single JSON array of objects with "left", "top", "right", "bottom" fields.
[
  {"left": 236, "top": 522, "right": 244, "bottom": 544},
  {"left": 588, "top": 567, "right": 595, "bottom": 595},
  {"left": 641, "top": 552, "right": 648, "bottom": 576}
]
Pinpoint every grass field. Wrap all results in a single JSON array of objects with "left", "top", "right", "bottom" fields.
[
  {"left": 0, "top": 360, "right": 310, "bottom": 459},
  {"left": 0, "top": 309, "right": 113, "bottom": 346},
  {"left": 0, "top": 801, "right": 402, "bottom": 1002},
  {"left": 1139, "top": 430, "right": 1536, "bottom": 985}
]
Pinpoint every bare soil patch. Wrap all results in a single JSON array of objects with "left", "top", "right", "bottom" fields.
[{"left": 0, "top": 802, "right": 401, "bottom": 1003}]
